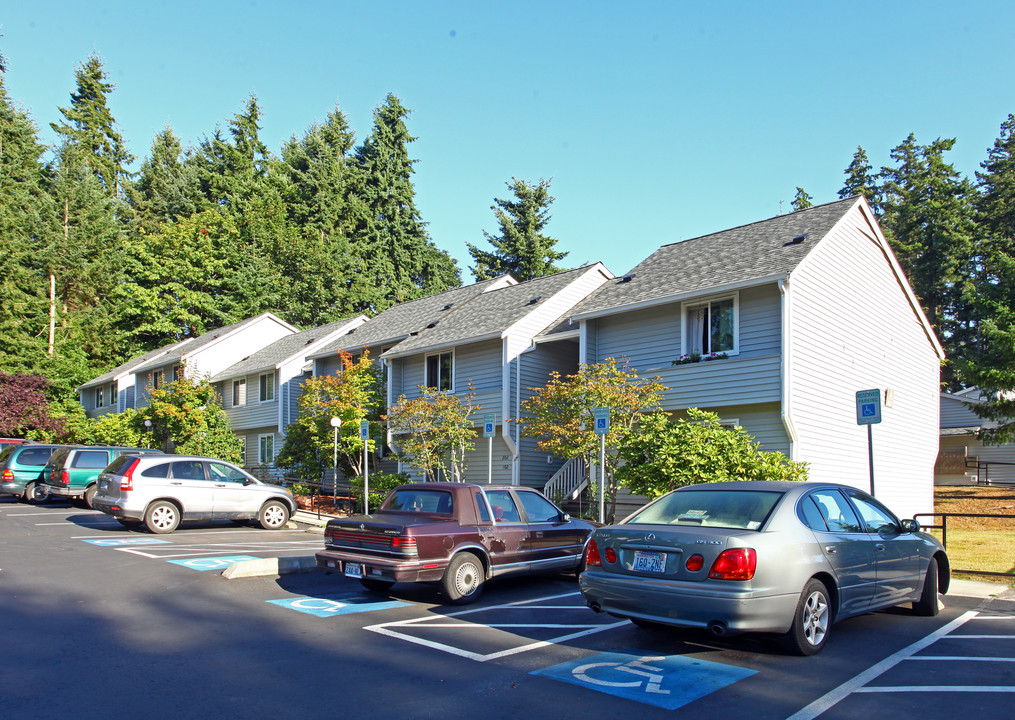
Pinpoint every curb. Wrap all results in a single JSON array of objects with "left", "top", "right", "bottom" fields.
[{"left": 221, "top": 555, "right": 317, "bottom": 579}]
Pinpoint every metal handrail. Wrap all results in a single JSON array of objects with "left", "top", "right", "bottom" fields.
[
  {"left": 544, "top": 458, "right": 588, "bottom": 501},
  {"left": 914, "top": 511, "right": 1015, "bottom": 579},
  {"left": 965, "top": 458, "right": 1015, "bottom": 486}
]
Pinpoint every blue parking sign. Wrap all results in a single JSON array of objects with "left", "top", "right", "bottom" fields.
[{"left": 856, "top": 389, "right": 881, "bottom": 425}]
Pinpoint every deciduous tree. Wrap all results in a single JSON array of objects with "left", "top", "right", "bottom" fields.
[
  {"left": 136, "top": 373, "right": 242, "bottom": 462},
  {"left": 385, "top": 386, "right": 480, "bottom": 482}
]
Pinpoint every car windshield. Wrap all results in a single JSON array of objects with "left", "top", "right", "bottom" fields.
[
  {"left": 627, "top": 489, "right": 782, "bottom": 531},
  {"left": 382, "top": 489, "right": 454, "bottom": 514}
]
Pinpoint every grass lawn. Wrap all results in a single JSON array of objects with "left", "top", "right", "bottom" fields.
[{"left": 931, "top": 485, "right": 1015, "bottom": 584}]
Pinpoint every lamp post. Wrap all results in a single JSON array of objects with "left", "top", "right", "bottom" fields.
[
  {"left": 330, "top": 417, "right": 342, "bottom": 505},
  {"left": 143, "top": 419, "right": 153, "bottom": 449}
]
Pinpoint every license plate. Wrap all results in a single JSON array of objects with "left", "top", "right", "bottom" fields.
[
  {"left": 344, "top": 562, "right": 363, "bottom": 578},
  {"left": 632, "top": 551, "right": 666, "bottom": 573}
]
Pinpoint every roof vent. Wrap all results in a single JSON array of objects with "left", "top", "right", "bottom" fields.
[
  {"left": 619, "top": 273, "right": 637, "bottom": 283},
  {"left": 427, "top": 320, "right": 439, "bottom": 329},
  {"left": 442, "top": 303, "right": 454, "bottom": 311},
  {"left": 791, "top": 233, "right": 808, "bottom": 244},
  {"left": 305, "top": 338, "right": 316, "bottom": 345},
  {"left": 527, "top": 296, "right": 542, "bottom": 306}
]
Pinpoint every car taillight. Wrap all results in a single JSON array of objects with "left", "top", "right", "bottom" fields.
[
  {"left": 604, "top": 547, "right": 617, "bottom": 563},
  {"left": 685, "top": 554, "right": 705, "bottom": 572},
  {"left": 585, "top": 538, "right": 602, "bottom": 567},
  {"left": 2, "top": 468, "right": 12, "bottom": 482},
  {"left": 60, "top": 470, "right": 70, "bottom": 486},
  {"left": 708, "top": 548, "right": 757, "bottom": 580},
  {"left": 390, "top": 536, "right": 417, "bottom": 551},
  {"left": 120, "top": 458, "right": 140, "bottom": 492}
]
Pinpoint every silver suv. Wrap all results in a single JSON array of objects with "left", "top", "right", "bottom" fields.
[{"left": 93, "top": 455, "right": 296, "bottom": 534}]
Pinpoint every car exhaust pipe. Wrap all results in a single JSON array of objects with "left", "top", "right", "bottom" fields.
[
  {"left": 588, "top": 602, "right": 602, "bottom": 613},
  {"left": 708, "top": 621, "right": 727, "bottom": 637}
]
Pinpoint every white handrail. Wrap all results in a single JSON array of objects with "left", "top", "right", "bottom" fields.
[{"left": 543, "top": 458, "right": 588, "bottom": 501}]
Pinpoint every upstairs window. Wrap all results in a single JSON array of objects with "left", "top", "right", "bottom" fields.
[
  {"left": 683, "top": 294, "right": 738, "bottom": 356},
  {"left": 259, "top": 372, "right": 275, "bottom": 402},
  {"left": 94, "top": 388, "right": 104, "bottom": 408},
  {"left": 152, "top": 370, "right": 163, "bottom": 391},
  {"left": 232, "top": 378, "right": 246, "bottom": 407},
  {"left": 425, "top": 351, "right": 453, "bottom": 391}
]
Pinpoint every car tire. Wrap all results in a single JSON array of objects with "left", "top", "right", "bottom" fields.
[
  {"left": 913, "top": 557, "right": 940, "bottom": 617},
  {"left": 258, "top": 500, "right": 290, "bottom": 530},
  {"left": 83, "top": 484, "right": 97, "bottom": 509},
  {"left": 782, "top": 579, "right": 831, "bottom": 656},
  {"left": 360, "top": 578, "right": 394, "bottom": 592},
  {"left": 441, "top": 552, "right": 484, "bottom": 605},
  {"left": 23, "top": 481, "right": 46, "bottom": 504},
  {"left": 145, "top": 501, "right": 180, "bottom": 534}
]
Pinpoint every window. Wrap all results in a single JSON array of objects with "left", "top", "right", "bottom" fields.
[
  {"left": 683, "top": 293, "right": 738, "bottom": 356},
  {"left": 848, "top": 493, "right": 901, "bottom": 534},
  {"left": 73, "top": 450, "right": 112, "bottom": 469},
  {"left": 425, "top": 351, "right": 453, "bottom": 391},
  {"left": 232, "top": 378, "right": 246, "bottom": 407},
  {"left": 152, "top": 370, "right": 163, "bottom": 390},
  {"left": 802, "top": 490, "right": 863, "bottom": 533},
  {"left": 485, "top": 490, "right": 522, "bottom": 523},
  {"left": 109, "top": 383, "right": 116, "bottom": 407},
  {"left": 258, "top": 434, "right": 275, "bottom": 465},
  {"left": 517, "top": 491, "right": 562, "bottom": 523},
  {"left": 94, "top": 388, "right": 104, "bottom": 408},
  {"left": 259, "top": 372, "right": 274, "bottom": 402},
  {"left": 209, "top": 462, "right": 248, "bottom": 483},
  {"left": 172, "top": 365, "right": 181, "bottom": 382},
  {"left": 171, "top": 461, "right": 206, "bottom": 481}
]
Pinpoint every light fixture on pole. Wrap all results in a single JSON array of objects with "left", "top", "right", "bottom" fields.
[
  {"left": 330, "top": 417, "right": 342, "bottom": 504},
  {"left": 143, "top": 419, "right": 153, "bottom": 449}
]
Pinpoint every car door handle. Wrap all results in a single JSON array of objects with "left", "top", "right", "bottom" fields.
[
  {"left": 876, "top": 544, "right": 886, "bottom": 552},
  {"left": 170, "top": 481, "right": 182, "bottom": 486},
  {"left": 824, "top": 546, "right": 837, "bottom": 554}
]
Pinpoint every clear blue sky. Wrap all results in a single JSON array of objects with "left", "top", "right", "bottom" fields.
[{"left": 2, "top": 1, "right": 1012, "bottom": 279}]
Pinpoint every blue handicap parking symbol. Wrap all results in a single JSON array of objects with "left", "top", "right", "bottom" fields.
[
  {"left": 268, "top": 595, "right": 410, "bottom": 617},
  {"left": 532, "top": 649, "right": 757, "bottom": 710},
  {"left": 82, "top": 538, "right": 172, "bottom": 547},
  {"left": 862, "top": 404, "right": 876, "bottom": 417},
  {"left": 167, "top": 555, "right": 260, "bottom": 571}
]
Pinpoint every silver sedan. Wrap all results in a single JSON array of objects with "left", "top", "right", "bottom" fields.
[{"left": 579, "top": 480, "right": 949, "bottom": 655}]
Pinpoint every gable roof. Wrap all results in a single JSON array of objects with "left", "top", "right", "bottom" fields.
[
  {"left": 132, "top": 312, "right": 297, "bottom": 374},
  {"left": 209, "top": 316, "right": 367, "bottom": 382},
  {"left": 572, "top": 197, "right": 860, "bottom": 320},
  {"left": 307, "top": 276, "right": 515, "bottom": 360},
  {"left": 381, "top": 265, "right": 609, "bottom": 358},
  {"left": 78, "top": 339, "right": 194, "bottom": 391}
]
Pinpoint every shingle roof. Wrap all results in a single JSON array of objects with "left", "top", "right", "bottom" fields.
[
  {"left": 209, "top": 317, "right": 365, "bottom": 382},
  {"left": 78, "top": 339, "right": 194, "bottom": 390},
  {"left": 132, "top": 313, "right": 292, "bottom": 374},
  {"left": 307, "top": 277, "right": 514, "bottom": 360},
  {"left": 381, "top": 266, "right": 603, "bottom": 357},
  {"left": 572, "top": 197, "right": 860, "bottom": 319}
]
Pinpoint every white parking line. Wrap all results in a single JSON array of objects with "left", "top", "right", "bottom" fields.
[
  {"left": 117, "top": 540, "right": 320, "bottom": 559},
  {"left": 786, "top": 611, "right": 1004, "bottom": 720},
  {"left": 366, "top": 591, "right": 628, "bottom": 662}
]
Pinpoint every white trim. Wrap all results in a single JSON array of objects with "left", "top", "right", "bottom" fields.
[
  {"left": 779, "top": 277, "right": 799, "bottom": 459},
  {"left": 257, "top": 433, "right": 275, "bottom": 465}
]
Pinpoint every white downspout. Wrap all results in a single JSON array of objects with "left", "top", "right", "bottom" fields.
[{"left": 779, "top": 277, "right": 799, "bottom": 459}]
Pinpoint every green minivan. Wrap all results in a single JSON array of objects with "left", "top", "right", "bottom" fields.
[
  {"left": 42, "top": 445, "right": 163, "bottom": 507},
  {"left": 0, "top": 443, "right": 64, "bottom": 502}
]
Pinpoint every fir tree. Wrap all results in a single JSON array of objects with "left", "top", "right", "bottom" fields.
[
  {"left": 791, "top": 187, "right": 813, "bottom": 211},
  {"left": 467, "top": 177, "right": 567, "bottom": 281},
  {"left": 128, "top": 125, "right": 200, "bottom": 235},
  {"left": 839, "top": 145, "right": 882, "bottom": 214}
]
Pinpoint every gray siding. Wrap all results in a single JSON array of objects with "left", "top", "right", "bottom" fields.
[{"left": 940, "top": 395, "right": 983, "bottom": 428}]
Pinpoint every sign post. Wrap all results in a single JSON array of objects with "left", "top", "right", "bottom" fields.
[
  {"left": 483, "top": 413, "right": 496, "bottom": 484},
  {"left": 360, "top": 420, "right": 370, "bottom": 513},
  {"left": 593, "top": 407, "right": 610, "bottom": 523},
  {"left": 329, "top": 417, "right": 342, "bottom": 504},
  {"left": 855, "top": 389, "right": 881, "bottom": 495}
]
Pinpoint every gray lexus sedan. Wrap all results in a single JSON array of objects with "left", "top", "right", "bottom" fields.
[{"left": 579, "top": 481, "right": 949, "bottom": 655}]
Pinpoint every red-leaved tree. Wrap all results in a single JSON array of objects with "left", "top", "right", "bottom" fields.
[{"left": 0, "top": 372, "right": 65, "bottom": 437}]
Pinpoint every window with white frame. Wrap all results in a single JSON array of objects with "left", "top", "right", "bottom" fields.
[
  {"left": 425, "top": 351, "right": 453, "bottom": 391},
  {"left": 232, "top": 378, "right": 246, "bottom": 407},
  {"left": 259, "top": 372, "right": 274, "bottom": 402},
  {"left": 258, "top": 434, "right": 275, "bottom": 465},
  {"left": 172, "top": 365, "right": 181, "bottom": 382},
  {"left": 94, "top": 388, "right": 104, "bottom": 408},
  {"left": 109, "top": 382, "right": 116, "bottom": 407},
  {"left": 152, "top": 370, "right": 163, "bottom": 390},
  {"left": 682, "top": 293, "right": 738, "bottom": 356}
]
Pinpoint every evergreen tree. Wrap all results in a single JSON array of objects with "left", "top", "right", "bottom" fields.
[
  {"left": 879, "top": 133, "right": 976, "bottom": 382},
  {"left": 192, "top": 95, "right": 270, "bottom": 214},
  {"left": 961, "top": 115, "right": 1015, "bottom": 441},
  {"left": 467, "top": 177, "right": 567, "bottom": 281},
  {"left": 50, "top": 55, "right": 134, "bottom": 199},
  {"left": 128, "top": 125, "right": 200, "bottom": 234},
  {"left": 350, "top": 93, "right": 460, "bottom": 312},
  {"left": 0, "top": 77, "right": 52, "bottom": 374},
  {"left": 839, "top": 145, "right": 882, "bottom": 214},
  {"left": 791, "top": 187, "right": 813, "bottom": 211}
]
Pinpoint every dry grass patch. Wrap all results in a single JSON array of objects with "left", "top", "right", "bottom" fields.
[{"left": 932, "top": 486, "right": 1015, "bottom": 581}]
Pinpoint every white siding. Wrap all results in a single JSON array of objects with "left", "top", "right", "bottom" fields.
[{"left": 789, "top": 206, "right": 941, "bottom": 520}]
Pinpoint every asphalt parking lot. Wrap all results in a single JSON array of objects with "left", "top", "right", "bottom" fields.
[{"left": 2, "top": 498, "right": 1012, "bottom": 719}]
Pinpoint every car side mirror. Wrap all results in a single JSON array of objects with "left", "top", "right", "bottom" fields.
[
  {"left": 559, "top": 512, "right": 571, "bottom": 522},
  {"left": 900, "top": 518, "right": 920, "bottom": 533}
]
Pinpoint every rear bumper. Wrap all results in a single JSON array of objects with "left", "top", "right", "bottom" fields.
[
  {"left": 44, "top": 485, "right": 82, "bottom": 498},
  {"left": 92, "top": 497, "right": 143, "bottom": 521},
  {"left": 1, "top": 481, "right": 27, "bottom": 495},
  {"left": 579, "top": 569, "right": 799, "bottom": 635},
  {"left": 315, "top": 548, "right": 447, "bottom": 583}
]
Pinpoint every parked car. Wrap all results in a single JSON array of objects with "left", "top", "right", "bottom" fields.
[
  {"left": 91, "top": 454, "right": 296, "bottom": 534},
  {"left": 0, "top": 437, "right": 26, "bottom": 450},
  {"left": 0, "top": 443, "right": 64, "bottom": 502},
  {"left": 316, "top": 482, "right": 597, "bottom": 604},
  {"left": 579, "top": 480, "right": 949, "bottom": 656},
  {"left": 41, "top": 445, "right": 164, "bottom": 508}
]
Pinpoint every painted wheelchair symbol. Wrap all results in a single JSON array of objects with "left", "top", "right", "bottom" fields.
[{"left": 571, "top": 656, "right": 670, "bottom": 695}]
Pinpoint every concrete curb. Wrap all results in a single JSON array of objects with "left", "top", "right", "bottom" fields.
[
  {"left": 948, "top": 577, "right": 1014, "bottom": 600},
  {"left": 221, "top": 555, "right": 317, "bottom": 579}
]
